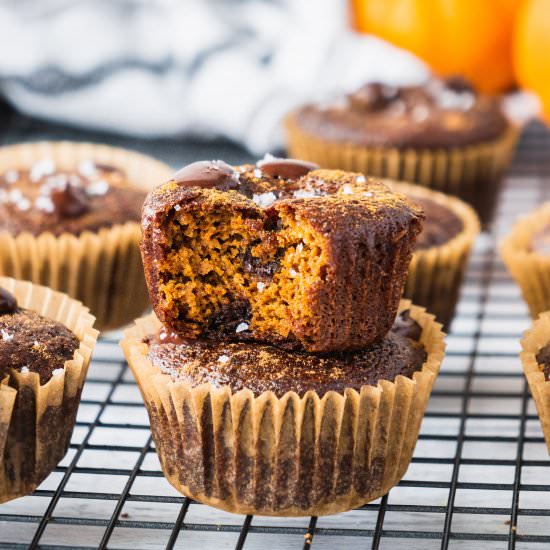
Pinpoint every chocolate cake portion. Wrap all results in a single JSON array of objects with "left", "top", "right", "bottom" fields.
[
  {"left": 412, "top": 196, "right": 464, "bottom": 250},
  {"left": 146, "top": 310, "right": 427, "bottom": 398},
  {"left": 0, "top": 159, "right": 146, "bottom": 236},
  {"left": 0, "top": 288, "right": 79, "bottom": 384},
  {"left": 141, "top": 159, "right": 424, "bottom": 353},
  {"left": 293, "top": 77, "right": 508, "bottom": 149}
]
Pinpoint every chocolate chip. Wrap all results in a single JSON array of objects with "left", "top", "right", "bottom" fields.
[
  {"left": 444, "top": 76, "right": 475, "bottom": 94},
  {"left": 50, "top": 183, "right": 90, "bottom": 218},
  {"left": 349, "top": 83, "right": 400, "bottom": 111},
  {"left": 257, "top": 158, "right": 319, "bottom": 179},
  {"left": 172, "top": 160, "right": 239, "bottom": 190},
  {"left": 0, "top": 288, "right": 17, "bottom": 314}
]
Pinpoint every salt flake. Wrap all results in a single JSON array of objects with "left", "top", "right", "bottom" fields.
[{"left": 235, "top": 322, "right": 249, "bottom": 333}]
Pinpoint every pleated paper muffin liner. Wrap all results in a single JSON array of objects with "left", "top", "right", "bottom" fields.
[
  {"left": 387, "top": 181, "right": 480, "bottom": 329},
  {"left": 0, "top": 142, "right": 173, "bottom": 331},
  {"left": 0, "top": 277, "right": 98, "bottom": 503},
  {"left": 121, "top": 300, "right": 445, "bottom": 516},
  {"left": 500, "top": 202, "right": 550, "bottom": 318},
  {"left": 521, "top": 312, "right": 550, "bottom": 453},
  {"left": 284, "top": 114, "right": 519, "bottom": 226}
]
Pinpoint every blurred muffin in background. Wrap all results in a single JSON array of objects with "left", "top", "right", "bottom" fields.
[
  {"left": 501, "top": 202, "right": 550, "bottom": 318},
  {"left": 0, "top": 142, "right": 172, "bottom": 330},
  {"left": 285, "top": 77, "right": 518, "bottom": 226},
  {"left": 387, "top": 181, "right": 480, "bottom": 328}
]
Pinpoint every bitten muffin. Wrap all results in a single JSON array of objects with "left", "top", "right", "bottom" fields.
[
  {"left": 285, "top": 77, "right": 517, "bottom": 225},
  {"left": 0, "top": 278, "right": 97, "bottom": 503},
  {"left": 521, "top": 311, "right": 550, "bottom": 453},
  {"left": 141, "top": 158, "right": 424, "bottom": 353},
  {"left": 387, "top": 182, "right": 480, "bottom": 328},
  {"left": 501, "top": 202, "right": 550, "bottom": 318},
  {"left": 0, "top": 142, "right": 172, "bottom": 330},
  {"left": 122, "top": 301, "right": 445, "bottom": 516}
]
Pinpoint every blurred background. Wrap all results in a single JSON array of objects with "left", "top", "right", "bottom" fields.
[{"left": 0, "top": 0, "right": 546, "bottom": 165}]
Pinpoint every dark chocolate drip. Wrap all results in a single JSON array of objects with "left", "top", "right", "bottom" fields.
[
  {"left": 391, "top": 310, "right": 422, "bottom": 341},
  {"left": 50, "top": 183, "right": 90, "bottom": 217},
  {"left": 257, "top": 158, "right": 319, "bottom": 179},
  {"left": 172, "top": 160, "right": 239, "bottom": 190},
  {"left": 157, "top": 325, "right": 195, "bottom": 345},
  {"left": 0, "top": 288, "right": 17, "bottom": 314}
]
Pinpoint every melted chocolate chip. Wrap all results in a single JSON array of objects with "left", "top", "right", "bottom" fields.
[
  {"left": 207, "top": 299, "right": 251, "bottom": 335},
  {"left": 391, "top": 310, "right": 422, "bottom": 341},
  {"left": 157, "top": 325, "right": 194, "bottom": 345},
  {"left": 257, "top": 158, "right": 319, "bottom": 179},
  {"left": 172, "top": 160, "right": 239, "bottom": 190},
  {"left": 50, "top": 184, "right": 90, "bottom": 217},
  {"left": 0, "top": 288, "right": 17, "bottom": 314},
  {"left": 444, "top": 76, "right": 475, "bottom": 94},
  {"left": 348, "top": 82, "right": 400, "bottom": 111}
]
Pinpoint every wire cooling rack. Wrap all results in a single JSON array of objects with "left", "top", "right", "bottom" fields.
[{"left": 1, "top": 123, "right": 550, "bottom": 549}]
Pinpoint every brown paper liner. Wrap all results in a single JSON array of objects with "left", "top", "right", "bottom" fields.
[
  {"left": 521, "top": 312, "right": 550, "bottom": 453},
  {"left": 0, "top": 142, "right": 172, "bottom": 331},
  {"left": 0, "top": 277, "right": 98, "bottom": 503},
  {"left": 500, "top": 203, "right": 550, "bottom": 318},
  {"left": 284, "top": 114, "right": 519, "bottom": 226},
  {"left": 387, "top": 181, "right": 480, "bottom": 328},
  {"left": 121, "top": 300, "right": 445, "bottom": 516}
]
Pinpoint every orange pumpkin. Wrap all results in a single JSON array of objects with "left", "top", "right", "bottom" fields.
[
  {"left": 514, "top": 0, "right": 550, "bottom": 122},
  {"left": 351, "top": 0, "right": 519, "bottom": 94}
]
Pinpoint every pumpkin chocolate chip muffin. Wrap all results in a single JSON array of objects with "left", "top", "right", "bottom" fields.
[
  {"left": 141, "top": 158, "right": 424, "bottom": 353},
  {"left": 285, "top": 77, "right": 518, "bottom": 225},
  {"left": 0, "top": 278, "right": 97, "bottom": 503},
  {"left": 0, "top": 142, "right": 172, "bottom": 330},
  {"left": 123, "top": 156, "right": 446, "bottom": 517}
]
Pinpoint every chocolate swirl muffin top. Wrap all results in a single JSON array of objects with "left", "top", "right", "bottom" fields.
[
  {"left": 0, "top": 158, "right": 146, "bottom": 236},
  {"left": 292, "top": 78, "right": 509, "bottom": 149}
]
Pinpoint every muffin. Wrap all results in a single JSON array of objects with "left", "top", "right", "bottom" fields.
[
  {"left": 520, "top": 311, "right": 550, "bottom": 453},
  {"left": 0, "top": 142, "right": 172, "bottom": 330},
  {"left": 501, "top": 202, "right": 550, "bottom": 318},
  {"left": 141, "top": 159, "right": 424, "bottom": 352},
  {"left": 387, "top": 182, "right": 480, "bottom": 328},
  {"left": 285, "top": 77, "right": 518, "bottom": 225},
  {"left": 122, "top": 301, "right": 445, "bottom": 516},
  {"left": 0, "top": 277, "right": 97, "bottom": 503}
]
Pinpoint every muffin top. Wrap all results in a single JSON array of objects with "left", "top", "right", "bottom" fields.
[
  {"left": 412, "top": 196, "right": 464, "bottom": 250},
  {"left": 292, "top": 77, "right": 509, "bottom": 149},
  {"left": 146, "top": 310, "right": 426, "bottom": 398},
  {"left": 0, "top": 158, "right": 146, "bottom": 236},
  {"left": 0, "top": 288, "right": 79, "bottom": 384}
]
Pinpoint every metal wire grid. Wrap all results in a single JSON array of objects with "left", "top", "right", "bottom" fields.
[{"left": 0, "top": 125, "right": 550, "bottom": 549}]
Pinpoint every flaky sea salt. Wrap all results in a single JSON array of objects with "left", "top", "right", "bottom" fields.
[
  {"left": 30, "top": 158, "right": 55, "bottom": 182},
  {"left": 78, "top": 159, "right": 97, "bottom": 178},
  {"left": 296, "top": 243, "right": 303, "bottom": 253},
  {"left": 257, "top": 281, "right": 265, "bottom": 292},
  {"left": 218, "top": 354, "right": 230, "bottom": 364},
  {"left": 363, "top": 191, "right": 373, "bottom": 198},
  {"left": 20, "top": 366, "right": 30, "bottom": 374},
  {"left": 173, "top": 204, "right": 181, "bottom": 211},
  {"left": 355, "top": 175, "right": 366, "bottom": 184},
  {"left": 252, "top": 191, "right": 277, "bottom": 208},
  {"left": 16, "top": 197, "right": 31, "bottom": 211},
  {"left": 438, "top": 90, "right": 475, "bottom": 111},
  {"left": 289, "top": 268, "right": 298, "bottom": 277},
  {"left": 253, "top": 168, "right": 263, "bottom": 178},
  {"left": 87, "top": 179, "right": 109, "bottom": 196},
  {"left": 35, "top": 196, "right": 55, "bottom": 213},
  {"left": 1, "top": 329, "right": 13, "bottom": 342},
  {"left": 342, "top": 184, "right": 354, "bottom": 195},
  {"left": 412, "top": 105, "right": 429, "bottom": 122},
  {"left": 4, "top": 170, "right": 19, "bottom": 184},
  {"left": 235, "top": 322, "right": 249, "bottom": 333}
]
